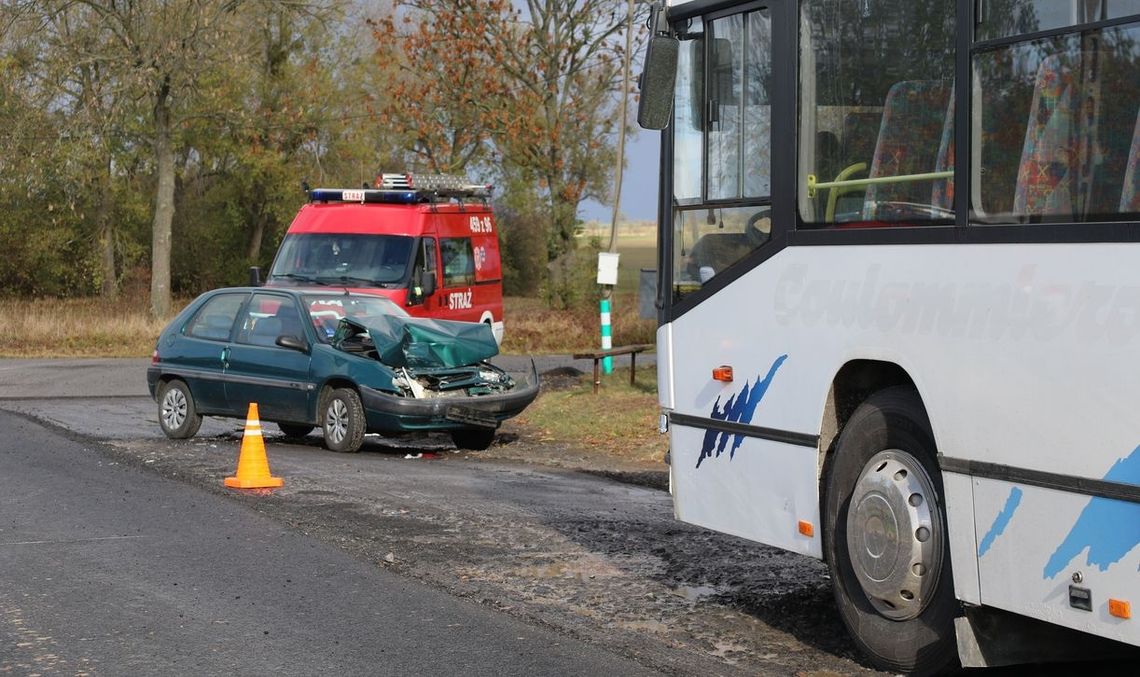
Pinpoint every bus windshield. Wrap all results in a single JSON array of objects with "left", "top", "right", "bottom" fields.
[{"left": 269, "top": 234, "right": 415, "bottom": 288}]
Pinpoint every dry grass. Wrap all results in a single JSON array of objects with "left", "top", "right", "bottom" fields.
[
  {"left": 0, "top": 297, "right": 179, "bottom": 357},
  {"left": 513, "top": 367, "right": 666, "bottom": 466},
  {"left": 500, "top": 293, "right": 655, "bottom": 354},
  {"left": 0, "top": 291, "right": 655, "bottom": 358}
]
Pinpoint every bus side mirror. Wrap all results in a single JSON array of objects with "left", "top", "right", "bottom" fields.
[{"left": 637, "top": 34, "right": 679, "bottom": 130}]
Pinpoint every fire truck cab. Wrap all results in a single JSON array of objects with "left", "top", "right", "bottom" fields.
[{"left": 265, "top": 173, "right": 505, "bottom": 343}]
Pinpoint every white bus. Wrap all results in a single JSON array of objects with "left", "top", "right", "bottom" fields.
[{"left": 638, "top": 0, "right": 1140, "bottom": 672}]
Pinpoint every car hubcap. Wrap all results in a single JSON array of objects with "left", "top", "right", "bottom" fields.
[
  {"left": 326, "top": 398, "right": 348, "bottom": 444},
  {"left": 161, "top": 388, "right": 187, "bottom": 430},
  {"left": 846, "top": 450, "right": 943, "bottom": 620}
]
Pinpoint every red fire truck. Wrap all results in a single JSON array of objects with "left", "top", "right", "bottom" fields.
[{"left": 264, "top": 173, "right": 505, "bottom": 343}]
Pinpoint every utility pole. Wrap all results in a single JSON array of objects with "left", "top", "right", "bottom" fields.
[{"left": 598, "top": 0, "right": 637, "bottom": 375}]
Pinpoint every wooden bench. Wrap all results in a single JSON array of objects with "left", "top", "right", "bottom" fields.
[{"left": 572, "top": 344, "right": 654, "bottom": 394}]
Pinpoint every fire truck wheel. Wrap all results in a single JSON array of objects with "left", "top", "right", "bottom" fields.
[
  {"left": 321, "top": 387, "right": 365, "bottom": 453},
  {"left": 158, "top": 379, "right": 202, "bottom": 439},
  {"left": 823, "top": 386, "right": 958, "bottom": 675},
  {"left": 450, "top": 428, "right": 496, "bottom": 451}
]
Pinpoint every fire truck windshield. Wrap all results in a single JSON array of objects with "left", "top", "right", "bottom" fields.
[{"left": 268, "top": 234, "right": 415, "bottom": 287}]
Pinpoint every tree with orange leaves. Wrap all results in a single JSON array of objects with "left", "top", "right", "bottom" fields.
[{"left": 373, "top": 0, "right": 642, "bottom": 298}]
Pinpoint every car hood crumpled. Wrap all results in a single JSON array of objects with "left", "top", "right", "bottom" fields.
[{"left": 332, "top": 315, "right": 499, "bottom": 369}]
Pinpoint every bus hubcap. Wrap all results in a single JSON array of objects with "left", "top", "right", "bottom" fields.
[{"left": 846, "top": 450, "right": 943, "bottom": 620}]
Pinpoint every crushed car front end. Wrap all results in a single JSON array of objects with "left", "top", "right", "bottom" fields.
[
  {"left": 330, "top": 315, "right": 539, "bottom": 433},
  {"left": 358, "top": 361, "right": 539, "bottom": 433}
]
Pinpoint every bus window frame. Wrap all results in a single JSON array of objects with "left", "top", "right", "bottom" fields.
[
  {"left": 660, "top": 0, "right": 795, "bottom": 322},
  {"left": 658, "top": 0, "right": 1140, "bottom": 327}
]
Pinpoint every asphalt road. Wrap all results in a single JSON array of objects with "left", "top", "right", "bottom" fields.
[
  {"left": 0, "top": 409, "right": 657, "bottom": 676},
  {"left": 7, "top": 359, "right": 1129, "bottom": 675}
]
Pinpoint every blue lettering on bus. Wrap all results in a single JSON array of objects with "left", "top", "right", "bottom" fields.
[
  {"left": 978, "top": 487, "right": 1022, "bottom": 557},
  {"left": 696, "top": 354, "right": 787, "bottom": 468},
  {"left": 1043, "top": 445, "right": 1140, "bottom": 578}
]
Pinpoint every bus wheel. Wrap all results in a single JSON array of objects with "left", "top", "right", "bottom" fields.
[{"left": 823, "top": 386, "right": 958, "bottom": 674}]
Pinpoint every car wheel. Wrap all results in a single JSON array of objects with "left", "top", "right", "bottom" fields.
[
  {"left": 157, "top": 379, "right": 202, "bottom": 439},
  {"left": 277, "top": 423, "right": 314, "bottom": 438},
  {"left": 822, "top": 386, "right": 958, "bottom": 675},
  {"left": 321, "top": 387, "right": 365, "bottom": 453},
  {"left": 450, "top": 428, "right": 496, "bottom": 451}
]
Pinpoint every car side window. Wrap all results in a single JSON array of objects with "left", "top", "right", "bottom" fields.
[
  {"left": 185, "top": 293, "right": 246, "bottom": 341},
  {"left": 236, "top": 294, "right": 303, "bottom": 347}
]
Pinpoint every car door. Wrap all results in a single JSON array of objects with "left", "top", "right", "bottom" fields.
[
  {"left": 223, "top": 292, "right": 314, "bottom": 424},
  {"left": 173, "top": 291, "right": 249, "bottom": 414}
]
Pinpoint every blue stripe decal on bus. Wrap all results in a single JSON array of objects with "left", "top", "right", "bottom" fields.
[
  {"left": 696, "top": 354, "right": 787, "bottom": 468},
  {"left": 978, "top": 487, "right": 1022, "bottom": 557},
  {"left": 1044, "top": 445, "right": 1140, "bottom": 578}
]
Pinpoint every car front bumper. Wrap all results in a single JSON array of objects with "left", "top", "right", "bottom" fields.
[{"left": 358, "top": 360, "right": 540, "bottom": 433}]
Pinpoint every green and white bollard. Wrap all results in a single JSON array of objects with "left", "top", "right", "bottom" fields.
[{"left": 600, "top": 298, "right": 613, "bottom": 374}]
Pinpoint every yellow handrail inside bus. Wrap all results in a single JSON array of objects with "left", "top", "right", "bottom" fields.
[
  {"left": 824, "top": 162, "right": 867, "bottom": 221},
  {"left": 807, "top": 166, "right": 954, "bottom": 221}
]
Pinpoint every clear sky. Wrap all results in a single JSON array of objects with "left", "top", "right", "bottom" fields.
[{"left": 580, "top": 125, "right": 662, "bottom": 223}]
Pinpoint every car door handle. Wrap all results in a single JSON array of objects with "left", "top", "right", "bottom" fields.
[{"left": 221, "top": 346, "right": 230, "bottom": 367}]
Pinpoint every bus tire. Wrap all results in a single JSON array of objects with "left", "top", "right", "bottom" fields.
[{"left": 823, "top": 386, "right": 958, "bottom": 675}]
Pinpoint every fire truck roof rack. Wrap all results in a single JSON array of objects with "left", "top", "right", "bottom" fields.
[{"left": 307, "top": 172, "right": 492, "bottom": 205}]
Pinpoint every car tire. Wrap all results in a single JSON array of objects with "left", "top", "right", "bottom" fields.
[
  {"left": 157, "top": 379, "right": 203, "bottom": 439},
  {"left": 320, "top": 387, "right": 365, "bottom": 453},
  {"left": 822, "top": 386, "right": 958, "bottom": 675},
  {"left": 450, "top": 428, "right": 496, "bottom": 451},
  {"left": 278, "top": 423, "right": 314, "bottom": 438}
]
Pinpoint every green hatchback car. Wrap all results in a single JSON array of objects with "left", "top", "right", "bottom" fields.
[{"left": 146, "top": 288, "right": 538, "bottom": 452}]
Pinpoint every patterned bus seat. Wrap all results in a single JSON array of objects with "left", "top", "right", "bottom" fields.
[
  {"left": 1122, "top": 110, "right": 1140, "bottom": 212},
  {"left": 862, "top": 80, "right": 953, "bottom": 220},
  {"left": 1014, "top": 54, "right": 1078, "bottom": 215}
]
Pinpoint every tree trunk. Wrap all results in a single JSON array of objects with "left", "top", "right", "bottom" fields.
[
  {"left": 247, "top": 211, "right": 266, "bottom": 263},
  {"left": 150, "top": 86, "right": 175, "bottom": 318},
  {"left": 98, "top": 155, "right": 117, "bottom": 299}
]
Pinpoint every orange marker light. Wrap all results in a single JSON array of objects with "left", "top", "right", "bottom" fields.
[
  {"left": 798, "top": 520, "right": 814, "bottom": 538},
  {"left": 1109, "top": 599, "right": 1131, "bottom": 619},
  {"left": 713, "top": 366, "right": 734, "bottom": 382}
]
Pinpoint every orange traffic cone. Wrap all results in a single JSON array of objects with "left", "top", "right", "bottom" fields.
[{"left": 224, "top": 403, "right": 284, "bottom": 489}]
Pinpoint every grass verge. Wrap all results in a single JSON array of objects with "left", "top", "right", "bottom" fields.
[{"left": 510, "top": 366, "right": 666, "bottom": 468}]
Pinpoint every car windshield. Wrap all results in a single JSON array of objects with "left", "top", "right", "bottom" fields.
[
  {"left": 302, "top": 293, "right": 409, "bottom": 342},
  {"left": 269, "top": 234, "right": 414, "bottom": 287}
]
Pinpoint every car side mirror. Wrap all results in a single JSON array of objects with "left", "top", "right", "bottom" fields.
[{"left": 275, "top": 335, "right": 309, "bottom": 353}]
